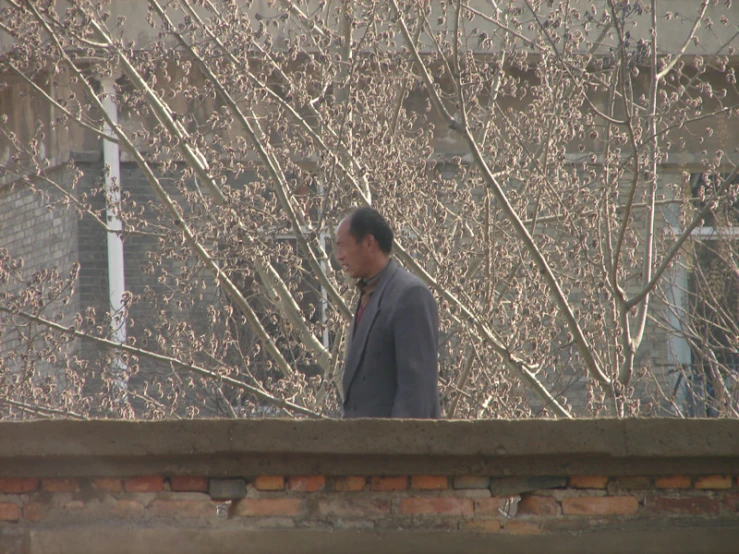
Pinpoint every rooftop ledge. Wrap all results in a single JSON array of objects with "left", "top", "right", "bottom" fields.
[{"left": 2, "top": 418, "right": 739, "bottom": 478}]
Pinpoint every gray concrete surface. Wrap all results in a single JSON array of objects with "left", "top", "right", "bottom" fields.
[
  {"left": 1, "top": 419, "right": 739, "bottom": 477},
  {"left": 15, "top": 525, "right": 739, "bottom": 554}
]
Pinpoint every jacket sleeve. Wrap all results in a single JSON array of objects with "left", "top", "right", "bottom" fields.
[{"left": 391, "top": 285, "right": 440, "bottom": 418}]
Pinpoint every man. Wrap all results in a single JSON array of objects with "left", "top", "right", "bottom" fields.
[{"left": 335, "top": 207, "right": 440, "bottom": 418}]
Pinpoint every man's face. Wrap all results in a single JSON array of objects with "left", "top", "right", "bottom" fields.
[{"left": 335, "top": 218, "right": 370, "bottom": 279}]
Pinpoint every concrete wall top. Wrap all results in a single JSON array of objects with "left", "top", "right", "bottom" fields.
[{"left": 1, "top": 418, "right": 738, "bottom": 478}]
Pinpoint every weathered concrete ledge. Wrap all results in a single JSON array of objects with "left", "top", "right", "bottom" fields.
[
  {"left": 17, "top": 526, "right": 739, "bottom": 554},
  {"left": 2, "top": 418, "right": 739, "bottom": 478}
]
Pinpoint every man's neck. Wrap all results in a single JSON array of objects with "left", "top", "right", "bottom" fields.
[{"left": 363, "top": 257, "right": 390, "bottom": 283}]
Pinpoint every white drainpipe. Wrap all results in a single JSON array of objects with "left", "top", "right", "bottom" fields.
[
  {"left": 101, "top": 77, "right": 128, "bottom": 393},
  {"left": 316, "top": 177, "right": 330, "bottom": 349}
]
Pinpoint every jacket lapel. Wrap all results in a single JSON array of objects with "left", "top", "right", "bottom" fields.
[{"left": 342, "top": 259, "right": 399, "bottom": 400}]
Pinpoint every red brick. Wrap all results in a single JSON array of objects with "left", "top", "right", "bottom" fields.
[
  {"left": 0, "top": 478, "right": 38, "bottom": 494},
  {"left": 124, "top": 476, "right": 164, "bottom": 492},
  {"left": 41, "top": 478, "right": 79, "bottom": 493},
  {"left": 568, "top": 476, "right": 608, "bottom": 489},
  {"left": 647, "top": 496, "right": 719, "bottom": 515},
  {"left": 92, "top": 478, "right": 122, "bottom": 492},
  {"left": 287, "top": 476, "right": 325, "bottom": 492},
  {"left": 504, "top": 521, "right": 543, "bottom": 534},
  {"left": 654, "top": 475, "right": 691, "bottom": 489},
  {"left": 453, "top": 476, "right": 490, "bottom": 489},
  {"left": 230, "top": 498, "right": 304, "bottom": 517},
  {"left": 333, "top": 476, "right": 366, "bottom": 492},
  {"left": 0, "top": 503, "right": 20, "bottom": 521},
  {"left": 169, "top": 476, "right": 208, "bottom": 492},
  {"left": 460, "top": 519, "right": 502, "bottom": 532},
  {"left": 561, "top": 496, "right": 638, "bottom": 516},
  {"left": 150, "top": 499, "right": 215, "bottom": 518},
  {"left": 475, "top": 497, "right": 505, "bottom": 516},
  {"left": 517, "top": 495, "right": 557, "bottom": 516},
  {"left": 399, "top": 497, "right": 473, "bottom": 516},
  {"left": 694, "top": 475, "right": 732, "bottom": 490},
  {"left": 411, "top": 476, "right": 449, "bottom": 490},
  {"left": 23, "top": 502, "right": 51, "bottom": 521},
  {"left": 253, "top": 476, "right": 285, "bottom": 491},
  {"left": 110, "top": 499, "right": 145, "bottom": 518},
  {"left": 370, "top": 476, "right": 407, "bottom": 491},
  {"left": 317, "top": 498, "right": 390, "bottom": 517}
]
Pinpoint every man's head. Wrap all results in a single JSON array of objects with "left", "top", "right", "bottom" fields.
[{"left": 335, "top": 207, "right": 393, "bottom": 280}]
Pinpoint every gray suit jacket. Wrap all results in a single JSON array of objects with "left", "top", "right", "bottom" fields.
[{"left": 342, "top": 259, "right": 440, "bottom": 418}]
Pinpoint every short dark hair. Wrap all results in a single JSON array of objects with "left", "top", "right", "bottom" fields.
[{"left": 347, "top": 207, "right": 394, "bottom": 254}]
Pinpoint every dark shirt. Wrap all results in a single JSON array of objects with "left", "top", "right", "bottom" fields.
[{"left": 354, "top": 261, "right": 390, "bottom": 331}]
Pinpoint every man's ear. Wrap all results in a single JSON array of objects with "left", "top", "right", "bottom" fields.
[{"left": 364, "top": 234, "right": 377, "bottom": 251}]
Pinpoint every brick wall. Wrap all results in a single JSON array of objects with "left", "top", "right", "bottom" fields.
[
  {"left": 0, "top": 167, "right": 81, "bottom": 379},
  {"left": 1, "top": 471, "right": 739, "bottom": 533},
  {"left": 1, "top": 419, "right": 739, "bottom": 553},
  {"left": 0, "top": 159, "right": 239, "bottom": 416},
  {"left": 0, "top": 471, "right": 737, "bottom": 554},
  {"left": 0, "top": 471, "right": 734, "bottom": 532}
]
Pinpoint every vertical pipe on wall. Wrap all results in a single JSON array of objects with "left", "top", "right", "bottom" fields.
[
  {"left": 666, "top": 265, "right": 690, "bottom": 413},
  {"left": 666, "top": 193, "right": 691, "bottom": 415},
  {"left": 101, "top": 77, "right": 128, "bottom": 395},
  {"left": 316, "top": 178, "right": 330, "bottom": 350}
]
